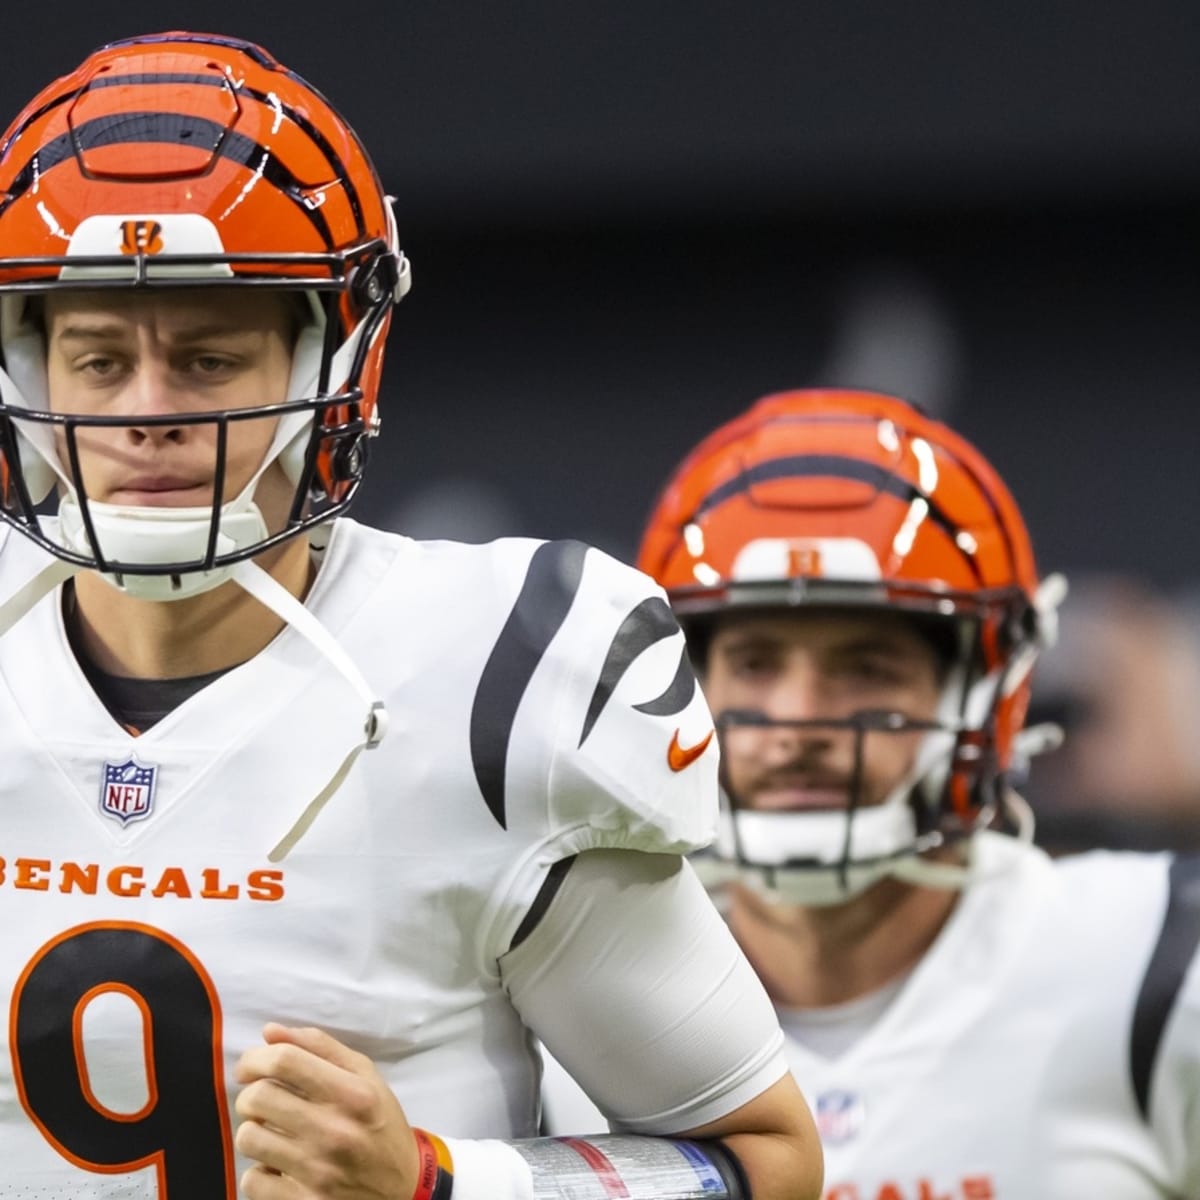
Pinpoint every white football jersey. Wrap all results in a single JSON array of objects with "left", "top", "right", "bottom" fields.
[
  {"left": 783, "top": 834, "right": 1200, "bottom": 1200},
  {"left": 542, "top": 833, "right": 1200, "bottom": 1199},
  {"left": 0, "top": 519, "right": 720, "bottom": 1198}
]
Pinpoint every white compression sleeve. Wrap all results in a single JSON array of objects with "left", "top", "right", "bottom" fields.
[{"left": 499, "top": 848, "right": 787, "bottom": 1134}]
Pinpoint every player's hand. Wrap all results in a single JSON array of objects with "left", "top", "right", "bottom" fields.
[{"left": 234, "top": 1022, "right": 419, "bottom": 1199}]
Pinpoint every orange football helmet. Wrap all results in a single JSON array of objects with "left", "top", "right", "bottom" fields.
[
  {"left": 639, "top": 389, "right": 1063, "bottom": 902},
  {"left": 0, "top": 32, "right": 409, "bottom": 596}
]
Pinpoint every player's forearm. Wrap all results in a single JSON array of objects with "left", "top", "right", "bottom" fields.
[
  {"left": 422, "top": 1075, "right": 824, "bottom": 1200},
  {"left": 717, "top": 1129, "right": 824, "bottom": 1200},
  {"left": 429, "top": 1128, "right": 821, "bottom": 1199},
  {"left": 681, "top": 1074, "right": 824, "bottom": 1200}
]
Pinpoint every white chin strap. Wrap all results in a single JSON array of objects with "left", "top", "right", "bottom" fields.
[
  {"left": 708, "top": 793, "right": 1033, "bottom": 908},
  {"left": 713, "top": 669, "right": 1062, "bottom": 909},
  {"left": 229, "top": 560, "right": 387, "bottom": 863},
  {"left": 51, "top": 495, "right": 271, "bottom": 601},
  {"left": 712, "top": 713, "right": 962, "bottom": 906},
  {"left": 722, "top": 803, "right": 931, "bottom": 906}
]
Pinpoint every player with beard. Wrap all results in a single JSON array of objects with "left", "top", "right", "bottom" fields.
[{"left": 550, "top": 388, "right": 1200, "bottom": 1199}]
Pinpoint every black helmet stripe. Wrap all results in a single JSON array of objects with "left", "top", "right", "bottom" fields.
[
  {"left": 0, "top": 93, "right": 72, "bottom": 160},
  {"left": 0, "top": 111, "right": 334, "bottom": 247},
  {"left": 1, "top": 76, "right": 365, "bottom": 238},
  {"left": 101, "top": 32, "right": 280, "bottom": 68},
  {"left": 693, "top": 452, "right": 984, "bottom": 584},
  {"left": 95, "top": 76, "right": 365, "bottom": 238},
  {"left": 242, "top": 85, "right": 365, "bottom": 238}
]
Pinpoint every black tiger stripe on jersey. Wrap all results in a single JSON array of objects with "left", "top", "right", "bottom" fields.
[
  {"left": 1129, "top": 853, "right": 1200, "bottom": 1120},
  {"left": 0, "top": 113, "right": 334, "bottom": 246},
  {"left": 632, "top": 646, "right": 698, "bottom": 717},
  {"left": 470, "top": 540, "right": 588, "bottom": 830},
  {"left": 508, "top": 855, "right": 578, "bottom": 951},
  {"left": 578, "top": 596, "right": 678, "bottom": 747},
  {"left": 694, "top": 453, "right": 984, "bottom": 585}
]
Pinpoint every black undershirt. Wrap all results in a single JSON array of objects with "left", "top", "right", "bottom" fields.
[
  {"left": 77, "top": 658, "right": 232, "bottom": 733},
  {"left": 63, "top": 584, "right": 234, "bottom": 733}
]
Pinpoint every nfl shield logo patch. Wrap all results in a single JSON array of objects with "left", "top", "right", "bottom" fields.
[
  {"left": 100, "top": 755, "right": 158, "bottom": 826},
  {"left": 815, "top": 1089, "right": 866, "bottom": 1145}
]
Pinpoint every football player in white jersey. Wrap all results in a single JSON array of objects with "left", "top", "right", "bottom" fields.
[
  {"left": 0, "top": 32, "right": 824, "bottom": 1200},
  {"left": 581, "top": 388, "right": 1196, "bottom": 1199}
]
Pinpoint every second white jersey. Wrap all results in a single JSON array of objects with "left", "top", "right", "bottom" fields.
[
  {"left": 788, "top": 834, "right": 1200, "bottom": 1200},
  {"left": 542, "top": 833, "right": 1200, "bottom": 1199}
]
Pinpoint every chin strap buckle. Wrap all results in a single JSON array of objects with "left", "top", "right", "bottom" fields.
[
  {"left": 230, "top": 559, "right": 389, "bottom": 862},
  {"left": 365, "top": 700, "right": 388, "bottom": 749}
]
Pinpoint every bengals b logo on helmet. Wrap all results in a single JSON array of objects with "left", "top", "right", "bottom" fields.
[
  {"left": 119, "top": 220, "right": 164, "bottom": 256},
  {"left": 787, "top": 543, "right": 823, "bottom": 578}
]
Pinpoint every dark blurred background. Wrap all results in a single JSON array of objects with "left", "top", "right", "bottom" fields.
[{"left": 7, "top": 1, "right": 1200, "bottom": 845}]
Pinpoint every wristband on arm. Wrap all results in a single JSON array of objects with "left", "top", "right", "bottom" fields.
[
  {"left": 410, "top": 1129, "right": 454, "bottom": 1200},
  {"left": 420, "top": 1131, "right": 749, "bottom": 1200}
]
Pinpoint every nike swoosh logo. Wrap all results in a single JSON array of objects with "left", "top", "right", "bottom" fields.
[{"left": 667, "top": 728, "right": 714, "bottom": 772}]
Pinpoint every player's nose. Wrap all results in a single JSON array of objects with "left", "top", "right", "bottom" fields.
[{"left": 120, "top": 363, "right": 188, "bottom": 445}]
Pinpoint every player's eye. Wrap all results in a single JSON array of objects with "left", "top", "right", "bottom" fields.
[
  {"left": 77, "top": 354, "right": 122, "bottom": 378},
  {"left": 188, "top": 354, "right": 235, "bottom": 375},
  {"left": 835, "top": 655, "right": 911, "bottom": 688},
  {"left": 728, "top": 650, "right": 779, "bottom": 679}
]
